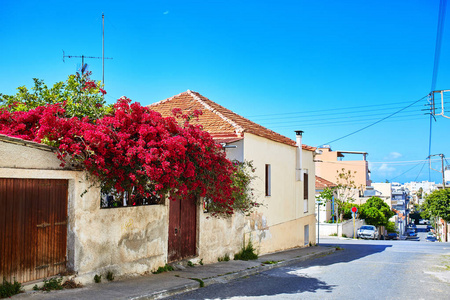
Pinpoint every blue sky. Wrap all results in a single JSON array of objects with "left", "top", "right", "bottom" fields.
[{"left": 1, "top": 0, "right": 449, "bottom": 184}]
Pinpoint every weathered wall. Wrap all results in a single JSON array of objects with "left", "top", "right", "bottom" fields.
[
  {"left": 0, "top": 137, "right": 66, "bottom": 170},
  {"left": 241, "top": 133, "right": 316, "bottom": 253},
  {"left": 197, "top": 209, "right": 246, "bottom": 263},
  {"left": 1, "top": 138, "right": 168, "bottom": 284}
]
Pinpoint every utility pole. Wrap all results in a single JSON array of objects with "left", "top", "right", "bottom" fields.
[{"left": 428, "top": 154, "right": 446, "bottom": 188}]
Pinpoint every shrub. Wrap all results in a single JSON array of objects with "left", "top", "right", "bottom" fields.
[
  {"left": 0, "top": 278, "right": 22, "bottom": 298},
  {"left": 234, "top": 239, "right": 258, "bottom": 261}
]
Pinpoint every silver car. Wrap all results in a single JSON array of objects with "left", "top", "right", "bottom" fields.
[{"left": 357, "top": 225, "right": 379, "bottom": 240}]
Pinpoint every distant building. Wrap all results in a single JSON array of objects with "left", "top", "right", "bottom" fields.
[{"left": 315, "top": 146, "right": 371, "bottom": 193}]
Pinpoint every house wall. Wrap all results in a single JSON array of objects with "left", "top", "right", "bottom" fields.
[
  {"left": 1, "top": 138, "right": 248, "bottom": 284},
  {"left": 241, "top": 133, "right": 316, "bottom": 253},
  {"left": 316, "top": 160, "right": 369, "bottom": 189}
]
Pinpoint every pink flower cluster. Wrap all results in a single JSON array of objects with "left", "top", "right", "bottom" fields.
[{"left": 0, "top": 98, "right": 237, "bottom": 213}]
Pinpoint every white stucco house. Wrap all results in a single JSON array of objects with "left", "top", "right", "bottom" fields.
[{"left": 149, "top": 90, "right": 317, "bottom": 254}]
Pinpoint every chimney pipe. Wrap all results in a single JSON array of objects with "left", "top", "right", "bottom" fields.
[{"left": 295, "top": 131, "right": 303, "bottom": 181}]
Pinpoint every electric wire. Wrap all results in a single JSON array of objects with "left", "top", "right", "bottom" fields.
[
  {"left": 247, "top": 100, "right": 424, "bottom": 119},
  {"left": 388, "top": 161, "right": 425, "bottom": 182},
  {"left": 255, "top": 103, "right": 425, "bottom": 123},
  {"left": 319, "top": 95, "right": 428, "bottom": 145},
  {"left": 414, "top": 161, "right": 428, "bottom": 182},
  {"left": 269, "top": 113, "right": 425, "bottom": 129}
]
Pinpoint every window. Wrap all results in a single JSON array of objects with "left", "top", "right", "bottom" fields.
[
  {"left": 303, "top": 173, "right": 309, "bottom": 199},
  {"left": 100, "top": 186, "right": 163, "bottom": 208},
  {"left": 265, "top": 164, "right": 271, "bottom": 196},
  {"left": 303, "top": 173, "right": 309, "bottom": 212}
]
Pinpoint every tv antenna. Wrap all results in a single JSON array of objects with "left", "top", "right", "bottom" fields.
[{"left": 62, "top": 13, "right": 113, "bottom": 84}]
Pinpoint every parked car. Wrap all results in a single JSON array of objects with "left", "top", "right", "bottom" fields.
[
  {"left": 357, "top": 225, "right": 379, "bottom": 240},
  {"left": 427, "top": 225, "right": 434, "bottom": 232},
  {"left": 426, "top": 235, "right": 437, "bottom": 242},
  {"left": 385, "top": 232, "right": 398, "bottom": 240}
]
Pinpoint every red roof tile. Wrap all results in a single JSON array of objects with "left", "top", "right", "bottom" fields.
[
  {"left": 148, "top": 90, "right": 314, "bottom": 150},
  {"left": 315, "top": 176, "right": 337, "bottom": 189}
]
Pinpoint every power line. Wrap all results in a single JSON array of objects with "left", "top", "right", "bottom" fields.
[
  {"left": 388, "top": 161, "right": 424, "bottom": 182},
  {"left": 252, "top": 103, "right": 425, "bottom": 123},
  {"left": 247, "top": 100, "right": 422, "bottom": 119},
  {"left": 262, "top": 110, "right": 423, "bottom": 127},
  {"left": 270, "top": 115, "right": 426, "bottom": 129},
  {"left": 321, "top": 95, "right": 428, "bottom": 145}
]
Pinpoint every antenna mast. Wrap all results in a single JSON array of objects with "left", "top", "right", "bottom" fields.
[{"left": 102, "top": 13, "right": 105, "bottom": 85}]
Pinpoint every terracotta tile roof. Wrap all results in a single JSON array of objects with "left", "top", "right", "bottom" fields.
[
  {"left": 148, "top": 90, "right": 314, "bottom": 150},
  {"left": 315, "top": 176, "right": 337, "bottom": 189}
]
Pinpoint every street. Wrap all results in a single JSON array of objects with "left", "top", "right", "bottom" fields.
[{"left": 169, "top": 237, "right": 450, "bottom": 299}]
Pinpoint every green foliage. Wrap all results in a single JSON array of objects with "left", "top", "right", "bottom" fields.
[
  {"left": 316, "top": 187, "right": 334, "bottom": 206},
  {"left": 262, "top": 260, "right": 281, "bottom": 265},
  {"left": 385, "top": 221, "right": 397, "bottom": 233},
  {"left": 187, "top": 261, "right": 195, "bottom": 267},
  {"left": 218, "top": 254, "right": 231, "bottom": 262},
  {"left": 152, "top": 264, "right": 174, "bottom": 274},
  {"left": 0, "top": 278, "right": 22, "bottom": 298},
  {"left": 94, "top": 274, "right": 102, "bottom": 283},
  {"left": 206, "top": 160, "right": 260, "bottom": 217},
  {"left": 199, "top": 259, "right": 204, "bottom": 266},
  {"left": 342, "top": 202, "right": 360, "bottom": 220},
  {"left": 0, "top": 72, "right": 111, "bottom": 120},
  {"left": 333, "top": 168, "right": 358, "bottom": 221},
  {"left": 421, "top": 188, "right": 450, "bottom": 222},
  {"left": 106, "top": 271, "right": 114, "bottom": 281},
  {"left": 359, "top": 196, "right": 395, "bottom": 227},
  {"left": 33, "top": 277, "right": 63, "bottom": 292},
  {"left": 189, "top": 278, "right": 205, "bottom": 288},
  {"left": 234, "top": 239, "right": 258, "bottom": 261}
]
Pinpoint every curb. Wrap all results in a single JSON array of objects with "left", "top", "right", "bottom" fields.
[{"left": 134, "top": 247, "right": 336, "bottom": 300}]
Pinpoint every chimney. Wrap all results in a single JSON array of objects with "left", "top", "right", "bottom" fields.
[{"left": 295, "top": 130, "right": 303, "bottom": 181}]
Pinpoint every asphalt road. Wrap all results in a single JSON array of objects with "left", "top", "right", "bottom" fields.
[{"left": 168, "top": 236, "right": 450, "bottom": 299}]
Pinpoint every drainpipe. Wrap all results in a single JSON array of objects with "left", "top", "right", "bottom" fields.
[{"left": 295, "top": 130, "right": 303, "bottom": 181}]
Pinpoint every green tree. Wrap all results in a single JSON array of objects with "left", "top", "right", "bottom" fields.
[
  {"left": 333, "top": 168, "right": 358, "bottom": 221},
  {"left": 420, "top": 188, "right": 450, "bottom": 222},
  {"left": 416, "top": 187, "right": 423, "bottom": 200},
  {"left": 359, "top": 196, "right": 395, "bottom": 227},
  {"left": 0, "top": 72, "right": 111, "bottom": 120}
]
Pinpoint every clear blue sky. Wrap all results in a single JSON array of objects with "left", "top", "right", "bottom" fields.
[{"left": 1, "top": 0, "right": 449, "bottom": 184}]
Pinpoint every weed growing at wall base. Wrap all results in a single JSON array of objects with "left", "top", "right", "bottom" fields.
[
  {"left": 234, "top": 239, "right": 258, "bottom": 261},
  {"left": 0, "top": 278, "right": 22, "bottom": 298}
]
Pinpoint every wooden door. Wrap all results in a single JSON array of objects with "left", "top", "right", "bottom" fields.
[
  {"left": 0, "top": 178, "right": 68, "bottom": 283},
  {"left": 168, "top": 195, "right": 197, "bottom": 262}
]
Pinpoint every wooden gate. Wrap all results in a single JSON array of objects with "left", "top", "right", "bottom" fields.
[
  {"left": 168, "top": 195, "right": 197, "bottom": 262},
  {"left": 0, "top": 178, "right": 68, "bottom": 283}
]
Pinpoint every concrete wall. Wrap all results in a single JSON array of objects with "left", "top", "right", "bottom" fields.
[
  {"left": 241, "top": 133, "right": 316, "bottom": 253},
  {"left": 317, "top": 219, "right": 366, "bottom": 238}
]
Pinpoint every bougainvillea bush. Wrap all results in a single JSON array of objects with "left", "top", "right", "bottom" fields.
[{"left": 0, "top": 76, "right": 259, "bottom": 216}]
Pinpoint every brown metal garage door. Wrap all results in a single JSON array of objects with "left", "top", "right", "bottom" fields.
[{"left": 0, "top": 178, "right": 68, "bottom": 283}]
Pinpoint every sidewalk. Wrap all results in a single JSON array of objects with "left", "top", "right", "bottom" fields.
[{"left": 13, "top": 246, "right": 335, "bottom": 300}]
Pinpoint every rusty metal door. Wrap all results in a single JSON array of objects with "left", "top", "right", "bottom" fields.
[
  {"left": 168, "top": 195, "right": 197, "bottom": 262},
  {"left": 0, "top": 178, "right": 68, "bottom": 283}
]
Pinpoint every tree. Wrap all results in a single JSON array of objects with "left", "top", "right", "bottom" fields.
[
  {"left": 359, "top": 196, "right": 395, "bottom": 227},
  {"left": 0, "top": 74, "right": 259, "bottom": 217},
  {"left": 420, "top": 188, "right": 450, "bottom": 222},
  {"left": 417, "top": 187, "right": 423, "bottom": 200},
  {"left": 333, "top": 168, "right": 358, "bottom": 221},
  {"left": 0, "top": 71, "right": 110, "bottom": 120}
]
